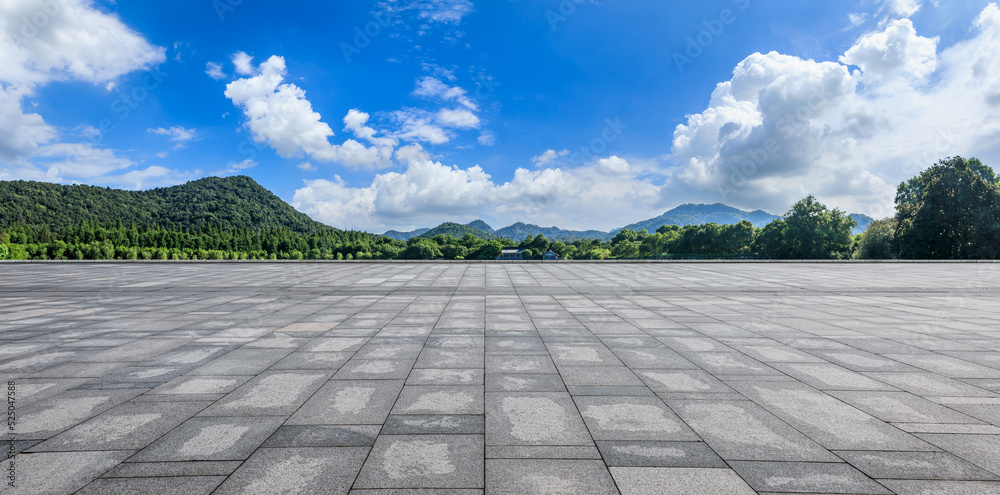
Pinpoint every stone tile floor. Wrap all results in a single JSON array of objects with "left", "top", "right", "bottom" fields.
[{"left": 1, "top": 262, "right": 999, "bottom": 494}]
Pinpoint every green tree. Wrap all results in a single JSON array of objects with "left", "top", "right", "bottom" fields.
[
  {"left": 756, "top": 196, "right": 856, "bottom": 259},
  {"left": 896, "top": 157, "right": 1000, "bottom": 259},
  {"left": 401, "top": 239, "right": 443, "bottom": 260},
  {"left": 479, "top": 240, "right": 504, "bottom": 259},
  {"left": 611, "top": 228, "right": 638, "bottom": 245},
  {"left": 855, "top": 218, "right": 898, "bottom": 259}
]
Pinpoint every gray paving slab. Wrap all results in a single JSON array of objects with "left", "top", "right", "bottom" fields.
[
  {"left": 5, "top": 263, "right": 1000, "bottom": 493},
  {"left": 575, "top": 395, "right": 699, "bottom": 441},
  {"left": 486, "top": 392, "right": 593, "bottom": 446},
  {"left": 731, "top": 380, "right": 936, "bottom": 451},
  {"left": 597, "top": 441, "right": 727, "bottom": 467},
  {"left": 729, "top": 460, "right": 893, "bottom": 494},
  {"left": 486, "top": 459, "right": 618, "bottom": 494},
  {"left": 354, "top": 435, "right": 484, "bottom": 489},
  {"left": 77, "top": 476, "right": 227, "bottom": 495},
  {"left": 835, "top": 450, "right": 1000, "bottom": 480},
  {"left": 673, "top": 400, "right": 840, "bottom": 462},
  {"left": 128, "top": 416, "right": 284, "bottom": 462},
  {"left": 287, "top": 379, "right": 405, "bottom": 425},
  {"left": 392, "top": 386, "right": 484, "bottom": 415},
  {"left": 6, "top": 451, "right": 133, "bottom": 494},
  {"left": 214, "top": 447, "right": 369, "bottom": 494},
  {"left": 610, "top": 467, "right": 756, "bottom": 495},
  {"left": 29, "top": 400, "right": 208, "bottom": 452}
]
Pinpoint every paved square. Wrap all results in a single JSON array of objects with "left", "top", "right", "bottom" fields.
[{"left": 2, "top": 262, "right": 1000, "bottom": 494}]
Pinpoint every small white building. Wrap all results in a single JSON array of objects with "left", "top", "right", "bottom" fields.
[
  {"left": 498, "top": 248, "right": 525, "bottom": 260},
  {"left": 543, "top": 250, "right": 561, "bottom": 261}
]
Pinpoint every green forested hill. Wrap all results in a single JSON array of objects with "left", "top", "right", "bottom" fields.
[
  {"left": 0, "top": 176, "right": 329, "bottom": 233},
  {"left": 418, "top": 222, "right": 498, "bottom": 240}
]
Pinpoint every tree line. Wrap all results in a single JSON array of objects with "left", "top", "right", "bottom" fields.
[{"left": 1, "top": 157, "right": 997, "bottom": 261}]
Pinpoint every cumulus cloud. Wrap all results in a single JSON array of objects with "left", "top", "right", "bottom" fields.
[
  {"left": 393, "top": 109, "right": 451, "bottom": 144},
  {"left": 293, "top": 143, "right": 664, "bottom": 231},
  {"left": 531, "top": 149, "right": 570, "bottom": 167},
  {"left": 841, "top": 19, "right": 938, "bottom": 83},
  {"left": 224, "top": 55, "right": 393, "bottom": 169},
  {"left": 0, "top": 85, "right": 57, "bottom": 161},
  {"left": 344, "top": 109, "right": 398, "bottom": 148},
  {"left": 0, "top": 0, "right": 165, "bottom": 86},
  {"left": 0, "top": 0, "right": 192, "bottom": 188},
  {"left": 148, "top": 126, "right": 197, "bottom": 148},
  {"left": 436, "top": 108, "right": 480, "bottom": 128},
  {"left": 231, "top": 51, "right": 254, "bottom": 75},
  {"left": 669, "top": 3, "right": 1000, "bottom": 218}
]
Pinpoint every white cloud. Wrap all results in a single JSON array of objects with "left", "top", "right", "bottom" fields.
[
  {"left": 849, "top": 13, "right": 868, "bottom": 27},
  {"left": 393, "top": 109, "right": 451, "bottom": 144},
  {"left": 669, "top": 3, "right": 1000, "bottom": 218},
  {"left": 531, "top": 149, "right": 570, "bottom": 167},
  {"left": 293, "top": 143, "right": 664, "bottom": 231},
  {"left": 148, "top": 126, "right": 197, "bottom": 148},
  {"left": 377, "top": 0, "right": 474, "bottom": 25},
  {"left": 205, "top": 62, "right": 227, "bottom": 80},
  {"left": 214, "top": 158, "right": 257, "bottom": 176},
  {"left": 885, "top": 0, "right": 921, "bottom": 17},
  {"left": 0, "top": 85, "right": 57, "bottom": 161},
  {"left": 297, "top": 162, "right": 317, "bottom": 171},
  {"left": 414, "top": 76, "right": 476, "bottom": 110},
  {"left": 0, "top": 0, "right": 192, "bottom": 189},
  {"left": 111, "top": 165, "right": 199, "bottom": 190},
  {"left": 0, "top": 0, "right": 166, "bottom": 86},
  {"left": 344, "top": 109, "right": 398, "bottom": 147},
  {"left": 841, "top": 19, "right": 938, "bottom": 83},
  {"left": 436, "top": 108, "right": 480, "bottom": 128},
  {"left": 224, "top": 55, "right": 393, "bottom": 169},
  {"left": 231, "top": 51, "right": 254, "bottom": 75},
  {"left": 478, "top": 131, "right": 496, "bottom": 147},
  {"left": 597, "top": 156, "right": 630, "bottom": 175},
  {"left": 32, "top": 142, "right": 133, "bottom": 178},
  {"left": 418, "top": 0, "right": 474, "bottom": 23}
]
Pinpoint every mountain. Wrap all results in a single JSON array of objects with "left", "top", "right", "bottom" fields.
[
  {"left": 466, "top": 220, "right": 494, "bottom": 233},
  {"left": 384, "top": 220, "right": 493, "bottom": 241},
  {"left": 850, "top": 214, "right": 875, "bottom": 235},
  {"left": 619, "top": 204, "right": 781, "bottom": 233},
  {"left": 494, "top": 223, "right": 611, "bottom": 242},
  {"left": 383, "top": 228, "right": 430, "bottom": 241},
  {"left": 380, "top": 204, "right": 874, "bottom": 243},
  {"left": 0, "top": 176, "right": 331, "bottom": 233},
  {"left": 418, "top": 222, "right": 498, "bottom": 240}
]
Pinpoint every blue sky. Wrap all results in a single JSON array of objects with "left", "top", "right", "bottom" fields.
[{"left": 2, "top": 0, "right": 1000, "bottom": 232}]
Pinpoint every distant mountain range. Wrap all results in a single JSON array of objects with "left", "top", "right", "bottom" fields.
[
  {"left": 383, "top": 204, "right": 876, "bottom": 242},
  {"left": 0, "top": 177, "right": 875, "bottom": 242}
]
